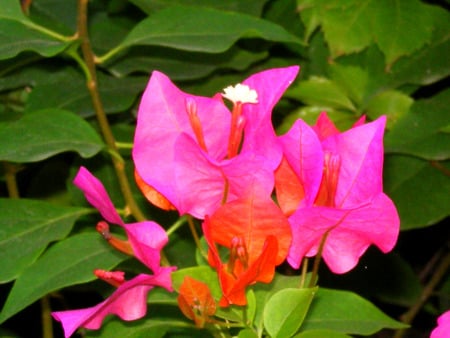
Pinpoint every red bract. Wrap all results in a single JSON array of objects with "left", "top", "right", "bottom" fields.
[
  {"left": 275, "top": 113, "right": 400, "bottom": 274},
  {"left": 202, "top": 185, "right": 291, "bottom": 306},
  {"left": 133, "top": 66, "right": 299, "bottom": 218},
  {"left": 52, "top": 168, "right": 175, "bottom": 337},
  {"left": 177, "top": 276, "right": 216, "bottom": 328}
]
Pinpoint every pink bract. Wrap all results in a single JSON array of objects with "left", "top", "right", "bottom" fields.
[
  {"left": 430, "top": 310, "right": 450, "bottom": 338},
  {"left": 132, "top": 66, "right": 299, "bottom": 218},
  {"left": 276, "top": 114, "right": 400, "bottom": 273},
  {"left": 52, "top": 270, "right": 173, "bottom": 338}
]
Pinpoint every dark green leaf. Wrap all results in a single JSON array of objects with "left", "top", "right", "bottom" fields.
[
  {"left": 0, "top": 199, "right": 90, "bottom": 283},
  {"left": 0, "top": 0, "right": 72, "bottom": 60},
  {"left": 263, "top": 287, "right": 317, "bottom": 338},
  {"left": 294, "top": 330, "right": 351, "bottom": 338},
  {"left": 106, "top": 5, "right": 302, "bottom": 59},
  {"left": 0, "top": 109, "right": 104, "bottom": 162},
  {"left": 301, "top": 288, "right": 407, "bottom": 334},
  {"left": 0, "top": 232, "right": 126, "bottom": 323},
  {"left": 85, "top": 318, "right": 170, "bottom": 338},
  {"left": 385, "top": 89, "right": 450, "bottom": 160},
  {"left": 384, "top": 155, "right": 450, "bottom": 230}
]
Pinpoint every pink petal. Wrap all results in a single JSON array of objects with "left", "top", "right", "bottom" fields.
[
  {"left": 123, "top": 221, "right": 168, "bottom": 272},
  {"left": 323, "top": 116, "right": 386, "bottom": 208},
  {"left": 313, "top": 112, "right": 340, "bottom": 140},
  {"left": 279, "top": 119, "right": 324, "bottom": 207},
  {"left": 73, "top": 167, "right": 123, "bottom": 226},
  {"left": 241, "top": 66, "right": 300, "bottom": 169},
  {"left": 287, "top": 193, "right": 399, "bottom": 273},
  {"left": 174, "top": 133, "right": 274, "bottom": 218},
  {"left": 52, "top": 270, "right": 174, "bottom": 338},
  {"left": 431, "top": 310, "right": 450, "bottom": 338},
  {"left": 133, "top": 71, "right": 230, "bottom": 209}
]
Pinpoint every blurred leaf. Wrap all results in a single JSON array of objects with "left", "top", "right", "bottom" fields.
[
  {"left": 384, "top": 155, "right": 450, "bottom": 230},
  {"left": 85, "top": 318, "right": 169, "bottom": 338},
  {"left": 263, "top": 287, "right": 317, "bottom": 338},
  {"left": 366, "top": 90, "right": 413, "bottom": 129},
  {"left": 106, "top": 5, "right": 302, "bottom": 59},
  {"left": 371, "top": 0, "right": 433, "bottom": 67},
  {"left": 0, "top": 232, "right": 126, "bottom": 324},
  {"left": 0, "top": 0, "right": 72, "bottom": 60},
  {"left": 285, "top": 76, "right": 356, "bottom": 112},
  {"left": 129, "top": 0, "right": 268, "bottom": 16},
  {"left": 301, "top": 288, "right": 407, "bottom": 334},
  {"left": 25, "top": 73, "right": 148, "bottom": 117},
  {"left": 328, "top": 64, "right": 368, "bottom": 106},
  {"left": 0, "top": 109, "right": 104, "bottom": 162},
  {"left": 28, "top": 0, "right": 77, "bottom": 35},
  {"left": 385, "top": 89, "right": 450, "bottom": 160},
  {"left": 0, "top": 199, "right": 90, "bottom": 283},
  {"left": 107, "top": 46, "right": 268, "bottom": 80},
  {"left": 294, "top": 330, "right": 351, "bottom": 338},
  {"left": 238, "top": 329, "right": 258, "bottom": 338},
  {"left": 388, "top": 5, "right": 450, "bottom": 87}
]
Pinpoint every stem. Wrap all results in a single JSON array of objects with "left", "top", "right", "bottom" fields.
[
  {"left": 166, "top": 216, "right": 188, "bottom": 237},
  {"left": 41, "top": 296, "right": 53, "bottom": 338},
  {"left": 187, "top": 215, "right": 204, "bottom": 256},
  {"left": 299, "top": 258, "right": 309, "bottom": 288},
  {"left": 394, "top": 251, "right": 450, "bottom": 338},
  {"left": 76, "top": 0, "right": 145, "bottom": 222},
  {"left": 308, "top": 230, "right": 330, "bottom": 288},
  {"left": 3, "top": 162, "right": 20, "bottom": 199}
]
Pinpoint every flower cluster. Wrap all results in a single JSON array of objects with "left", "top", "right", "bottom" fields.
[{"left": 53, "top": 66, "right": 400, "bottom": 336}]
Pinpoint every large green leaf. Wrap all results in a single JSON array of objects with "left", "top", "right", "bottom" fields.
[
  {"left": 294, "top": 330, "right": 351, "bottom": 338},
  {"left": 301, "top": 288, "right": 407, "bottom": 335},
  {"left": 0, "top": 0, "right": 72, "bottom": 60},
  {"left": 384, "top": 155, "right": 450, "bottom": 230},
  {"left": 384, "top": 89, "right": 450, "bottom": 161},
  {"left": 0, "top": 109, "right": 104, "bottom": 162},
  {"left": 102, "top": 5, "right": 302, "bottom": 61},
  {"left": 0, "top": 232, "right": 126, "bottom": 324},
  {"left": 263, "top": 287, "right": 317, "bottom": 338},
  {"left": 85, "top": 318, "right": 170, "bottom": 338},
  {"left": 0, "top": 199, "right": 90, "bottom": 283},
  {"left": 25, "top": 74, "right": 148, "bottom": 117}
]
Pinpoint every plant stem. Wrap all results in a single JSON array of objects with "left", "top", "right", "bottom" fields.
[
  {"left": 76, "top": 0, "right": 145, "bottom": 222},
  {"left": 187, "top": 215, "right": 204, "bottom": 256},
  {"left": 308, "top": 230, "right": 330, "bottom": 288},
  {"left": 3, "top": 162, "right": 20, "bottom": 199},
  {"left": 394, "top": 250, "right": 450, "bottom": 338},
  {"left": 299, "top": 258, "right": 309, "bottom": 288}
]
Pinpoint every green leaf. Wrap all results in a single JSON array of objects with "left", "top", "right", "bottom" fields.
[
  {"left": 0, "top": 109, "right": 104, "bottom": 162},
  {"left": 365, "top": 90, "right": 413, "bottom": 129},
  {"left": 0, "top": 232, "right": 126, "bottom": 324},
  {"left": 384, "top": 155, "right": 450, "bottom": 230},
  {"left": 0, "top": 0, "right": 72, "bottom": 60},
  {"left": 107, "top": 46, "right": 268, "bottom": 80},
  {"left": 371, "top": 0, "right": 433, "bottom": 67},
  {"left": 104, "top": 5, "right": 301, "bottom": 60},
  {"left": 238, "top": 328, "right": 258, "bottom": 338},
  {"left": 85, "top": 318, "right": 170, "bottom": 338},
  {"left": 264, "top": 287, "right": 317, "bottom": 338},
  {"left": 328, "top": 64, "right": 368, "bottom": 106},
  {"left": 384, "top": 89, "right": 450, "bottom": 160},
  {"left": 25, "top": 73, "right": 148, "bottom": 117},
  {"left": 301, "top": 288, "right": 408, "bottom": 335},
  {"left": 0, "top": 199, "right": 90, "bottom": 283},
  {"left": 286, "top": 76, "right": 356, "bottom": 112},
  {"left": 294, "top": 330, "right": 352, "bottom": 338}
]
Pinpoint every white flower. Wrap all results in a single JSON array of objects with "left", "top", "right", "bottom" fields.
[{"left": 222, "top": 83, "right": 258, "bottom": 104}]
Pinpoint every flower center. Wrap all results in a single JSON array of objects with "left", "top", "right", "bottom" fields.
[
  {"left": 228, "top": 236, "right": 249, "bottom": 276},
  {"left": 94, "top": 269, "right": 125, "bottom": 287},
  {"left": 96, "top": 221, "right": 134, "bottom": 256},
  {"left": 222, "top": 83, "right": 258, "bottom": 158},
  {"left": 314, "top": 152, "right": 341, "bottom": 207}
]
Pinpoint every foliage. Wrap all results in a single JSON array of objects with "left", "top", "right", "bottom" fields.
[{"left": 0, "top": 0, "right": 448, "bottom": 337}]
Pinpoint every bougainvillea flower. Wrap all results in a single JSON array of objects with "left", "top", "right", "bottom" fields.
[
  {"left": 52, "top": 167, "right": 176, "bottom": 337},
  {"left": 133, "top": 66, "right": 299, "bottom": 218},
  {"left": 177, "top": 276, "right": 216, "bottom": 328},
  {"left": 52, "top": 269, "right": 174, "bottom": 338},
  {"left": 275, "top": 114, "right": 400, "bottom": 274},
  {"left": 73, "top": 166, "right": 169, "bottom": 272},
  {"left": 431, "top": 310, "right": 450, "bottom": 338},
  {"left": 202, "top": 184, "right": 291, "bottom": 306}
]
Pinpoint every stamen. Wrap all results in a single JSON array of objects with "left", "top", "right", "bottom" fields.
[
  {"left": 94, "top": 269, "right": 125, "bottom": 287},
  {"left": 314, "top": 152, "right": 341, "bottom": 207},
  {"left": 228, "top": 237, "right": 249, "bottom": 275},
  {"left": 222, "top": 84, "right": 258, "bottom": 105},
  {"left": 227, "top": 115, "right": 246, "bottom": 158},
  {"left": 186, "top": 97, "right": 208, "bottom": 152},
  {"left": 96, "top": 221, "right": 134, "bottom": 256}
]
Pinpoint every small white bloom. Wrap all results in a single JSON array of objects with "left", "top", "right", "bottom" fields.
[{"left": 222, "top": 83, "right": 258, "bottom": 104}]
